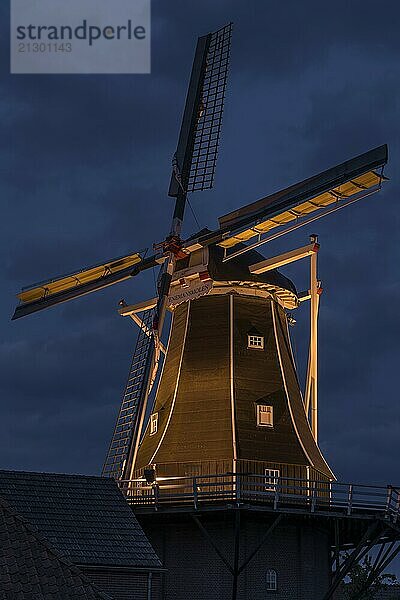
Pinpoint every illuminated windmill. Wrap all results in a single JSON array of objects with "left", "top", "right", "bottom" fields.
[
  {"left": 12, "top": 24, "right": 387, "bottom": 491},
  {"left": 12, "top": 24, "right": 397, "bottom": 600}
]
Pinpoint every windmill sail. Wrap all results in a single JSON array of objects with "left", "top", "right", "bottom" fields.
[
  {"left": 102, "top": 309, "right": 155, "bottom": 479},
  {"left": 12, "top": 250, "right": 161, "bottom": 320},
  {"left": 184, "top": 145, "right": 388, "bottom": 255},
  {"left": 169, "top": 23, "right": 232, "bottom": 197},
  {"left": 216, "top": 144, "right": 387, "bottom": 251}
]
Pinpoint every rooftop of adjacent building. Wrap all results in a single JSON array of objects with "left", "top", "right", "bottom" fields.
[{"left": 0, "top": 494, "right": 111, "bottom": 599}]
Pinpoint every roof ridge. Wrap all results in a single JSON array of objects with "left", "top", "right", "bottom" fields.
[{"left": 0, "top": 468, "right": 109, "bottom": 481}]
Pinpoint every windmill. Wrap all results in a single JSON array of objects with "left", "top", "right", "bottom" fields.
[
  {"left": 12, "top": 23, "right": 387, "bottom": 488},
  {"left": 12, "top": 24, "right": 396, "bottom": 600}
]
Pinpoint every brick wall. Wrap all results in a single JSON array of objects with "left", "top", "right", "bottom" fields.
[
  {"left": 139, "top": 511, "right": 331, "bottom": 600},
  {"left": 81, "top": 567, "right": 162, "bottom": 600}
]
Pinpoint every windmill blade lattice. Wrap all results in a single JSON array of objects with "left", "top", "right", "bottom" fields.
[
  {"left": 188, "top": 23, "right": 232, "bottom": 193},
  {"left": 169, "top": 23, "right": 232, "bottom": 198},
  {"left": 12, "top": 249, "right": 160, "bottom": 320},
  {"left": 183, "top": 144, "right": 388, "bottom": 260},
  {"left": 102, "top": 309, "right": 155, "bottom": 479}
]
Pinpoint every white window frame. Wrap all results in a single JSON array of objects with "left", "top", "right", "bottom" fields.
[
  {"left": 149, "top": 413, "right": 158, "bottom": 436},
  {"left": 257, "top": 404, "right": 273, "bottom": 428},
  {"left": 247, "top": 334, "right": 264, "bottom": 350},
  {"left": 266, "top": 568, "right": 277, "bottom": 591},
  {"left": 265, "top": 468, "right": 280, "bottom": 492}
]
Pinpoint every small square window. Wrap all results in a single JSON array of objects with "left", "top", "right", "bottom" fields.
[
  {"left": 248, "top": 334, "right": 264, "bottom": 349},
  {"left": 265, "top": 469, "right": 280, "bottom": 492},
  {"left": 150, "top": 413, "right": 158, "bottom": 436},
  {"left": 257, "top": 404, "right": 273, "bottom": 427},
  {"left": 266, "top": 569, "right": 277, "bottom": 591}
]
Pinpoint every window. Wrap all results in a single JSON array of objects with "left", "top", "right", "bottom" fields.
[
  {"left": 257, "top": 404, "right": 273, "bottom": 427},
  {"left": 150, "top": 413, "right": 158, "bottom": 436},
  {"left": 265, "top": 469, "right": 280, "bottom": 491},
  {"left": 248, "top": 334, "right": 264, "bottom": 349},
  {"left": 266, "top": 569, "right": 277, "bottom": 591}
]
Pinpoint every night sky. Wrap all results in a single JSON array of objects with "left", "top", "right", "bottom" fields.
[{"left": 1, "top": 1, "right": 399, "bottom": 491}]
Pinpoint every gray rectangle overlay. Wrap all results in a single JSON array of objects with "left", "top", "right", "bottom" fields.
[{"left": 11, "top": 0, "right": 151, "bottom": 74}]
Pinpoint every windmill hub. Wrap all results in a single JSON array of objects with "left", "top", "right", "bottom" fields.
[{"left": 160, "top": 235, "right": 188, "bottom": 259}]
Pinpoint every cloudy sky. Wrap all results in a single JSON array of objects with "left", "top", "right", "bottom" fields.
[{"left": 1, "top": 0, "right": 399, "bottom": 494}]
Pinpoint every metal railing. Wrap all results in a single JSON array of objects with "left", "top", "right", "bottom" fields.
[{"left": 117, "top": 474, "right": 400, "bottom": 520}]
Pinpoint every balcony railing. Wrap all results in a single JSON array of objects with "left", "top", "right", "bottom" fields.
[{"left": 117, "top": 474, "right": 400, "bottom": 520}]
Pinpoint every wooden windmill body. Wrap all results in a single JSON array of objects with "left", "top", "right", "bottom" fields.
[
  {"left": 13, "top": 23, "right": 400, "bottom": 600},
  {"left": 134, "top": 244, "right": 333, "bottom": 486}
]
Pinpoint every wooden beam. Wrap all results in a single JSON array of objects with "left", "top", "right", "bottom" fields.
[
  {"left": 238, "top": 514, "right": 283, "bottom": 575},
  {"left": 310, "top": 248, "right": 318, "bottom": 440},
  {"left": 333, "top": 519, "right": 340, "bottom": 573},
  {"left": 127, "top": 313, "right": 167, "bottom": 355},
  {"left": 249, "top": 242, "right": 319, "bottom": 275},
  {"left": 191, "top": 516, "right": 234, "bottom": 575},
  {"left": 119, "top": 297, "right": 158, "bottom": 316},
  {"left": 304, "top": 239, "right": 321, "bottom": 426},
  {"left": 298, "top": 290, "right": 311, "bottom": 302},
  {"left": 231, "top": 510, "right": 241, "bottom": 600},
  {"left": 127, "top": 255, "right": 175, "bottom": 477},
  {"left": 323, "top": 522, "right": 381, "bottom": 600}
]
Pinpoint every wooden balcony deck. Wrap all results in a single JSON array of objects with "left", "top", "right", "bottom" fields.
[{"left": 117, "top": 474, "right": 400, "bottom": 521}]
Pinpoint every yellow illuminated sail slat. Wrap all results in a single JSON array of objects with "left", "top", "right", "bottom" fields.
[
  {"left": 18, "top": 253, "right": 142, "bottom": 304},
  {"left": 218, "top": 171, "right": 381, "bottom": 249}
]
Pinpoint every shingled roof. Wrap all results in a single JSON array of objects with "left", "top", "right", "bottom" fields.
[
  {"left": 0, "top": 496, "right": 111, "bottom": 599},
  {"left": 0, "top": 470, "right": 161, "bottom": 569}
]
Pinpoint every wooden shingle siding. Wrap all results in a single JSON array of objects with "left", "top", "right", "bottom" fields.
[
  {"left": 135, "top": 288, "right": 332, "bottom": 484},
  {"left": 234, "top": 295, "right": 309, "bottom": 466},
  {"left": 137, "top": 303, "right": 190, "bottom": 469},
  {"left": 136, "top": 296, "right": 232, "bottom": 473},
  {"left": 274, "top": 303, "right": 333, "bottom": 478}
]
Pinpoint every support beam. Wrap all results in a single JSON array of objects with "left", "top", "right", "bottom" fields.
[
  {"left": 248, "top": 236, "right": 322, "bottom": 434},
  {"left": 304, "top": 236, "right": 321, "bottom": 435},
  {"left": 119, "top": 299, "right": 167, "bottom": 354},
  {"left": 191, "top": 515, "right": 234, "bottom": 574},
  {"left": 372, "top": 541, "right": 387, "bottom": 573},
  {"left": 349, "top": 541, "right": 400, "bottom": 600},
  {"left": 323, "top": 522, "right": 381, "bottom": 600},
  {"left": 304, "top": 343, "right": 312, "bottom": 417},
  {"left": 298, "top": 290, "right": 312, "bottom": 302},
  {"left": 372, "top": 543, "right": 400, "bottom": 580},
  {"left": 249, "top": 242, "right": 319, "bottom": 275},
  {"left": 373, "top": 540, "right": 397, "bottom": 574},
  {"left": 238, "top": 514, "right": 283, "bottom": 575},
  {"left": 338, "top": 529, "right": 391, "bottom": 600},
  {"left": 127, "top": 253, "right": 176, "bottom": 478},
  {"left": 310, "top": 245, "right": 318, "bottom": 440},
  {"left": 119, "top": 297, "right": 158, "bottom": 316},
  {"left": 361, "top": 539, "right": 400, "bottom": 594},
  {"left": 128, "top": 313, "right": 167, "bottom": 355},
  {"left": 231, "top": 510, "right": 241, "bottom": 600},
  {"left": 333, "top": 519, "right": 340, "bottom": 574}
]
